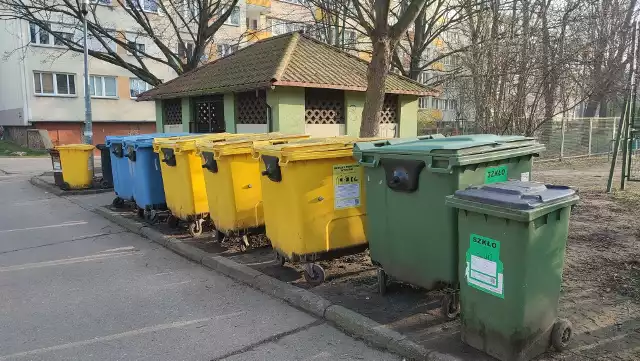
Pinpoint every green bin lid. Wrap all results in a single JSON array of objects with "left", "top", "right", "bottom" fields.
[
  {"left": 445, "top": 181, "right": 579, "bottom": 222},
  {"left": 354, "top": 134, "right": 539, "bottom": 156}
]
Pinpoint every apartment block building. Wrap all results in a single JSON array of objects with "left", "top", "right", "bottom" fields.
[{"left": 0, "top": 0, "right": 316, "bottom": 146}]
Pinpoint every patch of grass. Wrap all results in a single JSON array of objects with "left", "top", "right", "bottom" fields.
[
  {"left": 0, "top": 140, "right": 48, "bottom": 157},
  {"left": 610, "top": 189, "right": 640, "bottom": 208}
]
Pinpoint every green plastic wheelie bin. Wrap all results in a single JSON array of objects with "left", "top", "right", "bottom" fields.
[
  {"left": 353, "top": 135, "right": 545, "bottom": 319},
  {"left": 445, "top": 181, "right": 579, "bottom": 361}
]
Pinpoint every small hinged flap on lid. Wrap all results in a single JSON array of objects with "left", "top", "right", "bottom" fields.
[{"left": 453, "top": 181, "right": 577, "bottom": 210}]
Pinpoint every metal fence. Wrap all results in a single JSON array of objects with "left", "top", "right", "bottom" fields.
[
  {"left": 419, "top": 117, "right": 620, "bottom": 162},
  {"left": 535, "top": 117, "right": 618, "bottom": 162}
]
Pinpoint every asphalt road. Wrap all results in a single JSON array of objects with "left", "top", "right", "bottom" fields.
[{"left": 0, "top": 157, "right": 400, "bottom": 361}]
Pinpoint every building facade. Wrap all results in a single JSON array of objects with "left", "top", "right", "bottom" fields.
[{"left": 0, "top": 0, "right": 319, "bottom": 147}]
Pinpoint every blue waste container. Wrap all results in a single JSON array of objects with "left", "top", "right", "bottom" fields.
[
  {"left": 108, "top": 133, "right": 187, "bottom": 208},
  {"left": 106, "top": 135, "right": 132, "bottom": 207}
]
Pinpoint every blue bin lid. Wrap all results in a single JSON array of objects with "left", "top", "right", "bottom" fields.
[
  {"left": 105, "top": 135, "right": 126, "bottom": 147},
  {"left": 452, "top": 181, "right": 576, "bottom": 210},
  {"left": 120, "top": 133, "right": 189, "bottom": 148}
]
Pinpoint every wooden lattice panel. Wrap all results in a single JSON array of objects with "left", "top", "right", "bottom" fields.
[
  {"left": 163, "top": 99, "right": 182, "bottom": 125},
  {"left": 380, "top": 94, "right": 398, "bottom": 124},
  {"left": 305, "top": 89, "right": 345, "bottom": 124},
  {"left": 236, "top": 91, "right": 267, "bottom": 124}
]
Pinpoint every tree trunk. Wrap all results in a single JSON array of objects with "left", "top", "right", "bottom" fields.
[{"left": 360, "top": 36, "right": 393, "bottom": 137}]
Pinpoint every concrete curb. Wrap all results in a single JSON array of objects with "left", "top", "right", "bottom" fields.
[
  {"left": 30, "top": 175, "right": 113, "bottom": 196},
  {"left": 92, "top": 206, "right": 437, "bottom": 361}
]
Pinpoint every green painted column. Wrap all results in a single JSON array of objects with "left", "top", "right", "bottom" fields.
[
  {"left": 345, "top": 91, "right": 365, "bottom": 137},
  {"left": 266, "top": 87, "right": 306, "bottom": 134},
  {"left": 398, "top": 95, "right": 418, "bottom": 137},
  {"left": 155, "top": 100, "right": 164, "bottom": 132},
  {"left": 223, "top": 93, "right": 236, "bottom": 133},
  {"left": 180, "top": 97, "right": 191, "bottom": 132}
]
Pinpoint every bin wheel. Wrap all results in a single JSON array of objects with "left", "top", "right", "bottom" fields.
[
  {"left": 148, "top": 210, "right": 158, "bottom": 224},
  {"left": 167, "top": 215, "right": 179, "bottom": 229},
  {"left": 551, "top": 319, "right": 573, "bottom": 352},
  {"left": 213, "top": 230, "right": 225, "bottom": 242},
  {"left": 239, "top": 235, "right": 250, "bottom": 252},
  {"left": 377, "top": 268, "right": 388, "bottom": 295},
  {"left": 100, "top": 180, "right": 111, "bottom": 189},
  {"left": 303, "top": 264, "right": 325, "bottom": 286},
  {"left": 61, "top": 182, "right": 71, "bottom": 191},
  {"left": 137, "top": 208, "right": 145, "bottom": 219},
  {"left": 188, "top": 221, "right": 203, "bottom": 238},
  {"left": 112, "top": 197, "right": 125, "bottom": 209},
  {"left": 275, "top": 252, "right": 286, "bottom": 267},
  {"left": 441, "top": 293, "right": 460, "bottom": 320}
]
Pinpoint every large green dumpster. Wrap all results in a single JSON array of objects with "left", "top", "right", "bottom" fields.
[
  {"left": 445, "top": 181, "right": 579, "bottom": 361},
  {"left": 353, "top": 135, "right": 545, "bottom": 318}
]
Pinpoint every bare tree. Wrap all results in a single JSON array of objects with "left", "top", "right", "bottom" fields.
[{"left": 0, "top": 0, "right": 240, "bottom": 85}]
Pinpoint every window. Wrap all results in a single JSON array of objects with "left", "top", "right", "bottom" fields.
[
  {"left": 183, "top": 0, "right": 199, "bottom": 19},
  {"left": 30, "top": 23, "right": 72, "bottom": 47},
  {"left": 417, "top": 72, "right": 430, "bottom": 85},
  {"left": 127, "top": 41, "right": 145, "bottom": 55},
  {"left": 89, "top": 75, "right": 117, "bottom": 98},
  {"left": 125, "top": 0, "right": 159, "bottom": 13},
  {"left": 280, "top": 0, "right": 305, "bottom": 5},
  {"left": 53, "top": 31, "right": 73, "bottom": 46},
  {"left": 129, "top": 78, "right": 152, "bottom": 98},
  {"left": 87, "top": 33, "right": 117, "bottom": 52},
  {"left": 216, "top": 44, "right": 238, "bottom": 58},
  {"left": 248, "top": 18, "right": 259, "bottom": 30},
  {"left": 223, "top": 6, "right": 240, "bottom": 26},
  {"left": 177, "top": 42, "right": 194, "bottom": 58},
  {"left": 418, "top": 97, "right": 429, "bottom": 109},
  {"left": 343, "top": 29, "right": 357, "bottom": 46},
  {"left": 271, "top": 19, "right": 305, "bottom": 35},
  {"left": 34, "top": 72, "right": 76, "bottom": 96},
  {"left": 91, "top": 0, "right": 111, "bottom": 5}
]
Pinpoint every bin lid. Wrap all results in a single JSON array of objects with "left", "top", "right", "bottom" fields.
[
  {"left": 445, "top": 181, "right": 579, "bottom": 222},
  {"left": 124, "top": 133, "right": 190, "bottom": 148},
  {"left": 152, "top": 133, "right": 247, "bottom": 153},
  {"left": 105, "top": 135, "right": 126, "bottom": 147},
  {"left": 353, "top": 134, "right": 544, "bottom": 166},
  {"left": 256, "top": 136, "right": 382, "bottom": 163},
  {"left": 196, "top": 133, "right": 310, "bottom": 157},
  {"left": 55, "top": 144, "right": 95, "bottom": 151}
]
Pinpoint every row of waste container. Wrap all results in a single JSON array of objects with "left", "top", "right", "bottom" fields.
[{"left": 50, "top": 132, "right": 578, "bottom": 361}]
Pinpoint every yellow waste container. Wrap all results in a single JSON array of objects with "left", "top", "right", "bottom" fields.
[
  {"left": 196, "top": 133, "right": 310, "bottom": 250},
  {"left": 152, "top": 133, "right": 246, "bottom": 237},
  {"left": 56, "top": 144, "right": 95, "bottom": 190},
  {"left": 254, "top": 137, "right": 377, "bottom": 285}
]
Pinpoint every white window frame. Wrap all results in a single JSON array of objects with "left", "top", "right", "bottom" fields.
[
  {"left": 223, "top": 6, "right": 240, "bottom": 26},
  {"left": 29, "top": 22, "right": 74, "bottom": 48},
  {"left": 91, "top": 0, "right": 111, "bottom": 5},
  {"left": 129, "top": 78, "right": 152, "bottom": 99},
  {"left": 127, "top": 40, "right": 146, "bottom": 56},
  {"left": 271, "top": 19, "right": 305, "bottom": 36},
  {"left": 33, "top": 72, "right": 77, "bottom": 97},
  {"left": 125, "top": 0, "right": 160, "bottom": 14},
  {"left": 216, "top": 43, "right": 237, "bottom": 58},
  {"left": 418, "top": 97, "right": 429, "bottom": 109},
  {"left": 279, "top": 0, "right": 305, "bottom": 5},
  {"left": 89, "top": 75, "right": 118, "bottom": 98}
]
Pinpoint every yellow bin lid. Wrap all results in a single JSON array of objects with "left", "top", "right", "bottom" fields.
[
  {"left": 197, "top": 133, "right": 310, "bottom": 158},
  {"left": 255, "top": 136, "right": 382, "bottom": 164},
  {"left": 55, "top": 144, "right": 95, "bottom": 151},
  {"left": 153, "top": 133, "right": 246, "bottom": 153}
]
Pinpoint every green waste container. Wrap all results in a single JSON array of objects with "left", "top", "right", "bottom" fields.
[
  {"left": 353, "top": 134, "right": 545, "bottom": 318},
  {"left": 445, "top": 181, "right": 579, "bottom": 361}
]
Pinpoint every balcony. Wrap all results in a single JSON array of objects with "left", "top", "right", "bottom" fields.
[
  {"left": 246, "top": 0, "right": 271, "bottom": 8},
  {"left": 245, "top": 29, "right": 272, "bottom": 42}
]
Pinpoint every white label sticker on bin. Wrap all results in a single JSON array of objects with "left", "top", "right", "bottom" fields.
[
  {"left": 53, "top": 161, "right": 61, "bottom": 172},
  {"left": 466, "top": 234, "right": 504, "bottom": 298},
  {"left": 333, "top": 164, "right": 361, "bottom": 210},
  {"left": 520, "top": 172, "right": 530, "bottom": 182}
]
